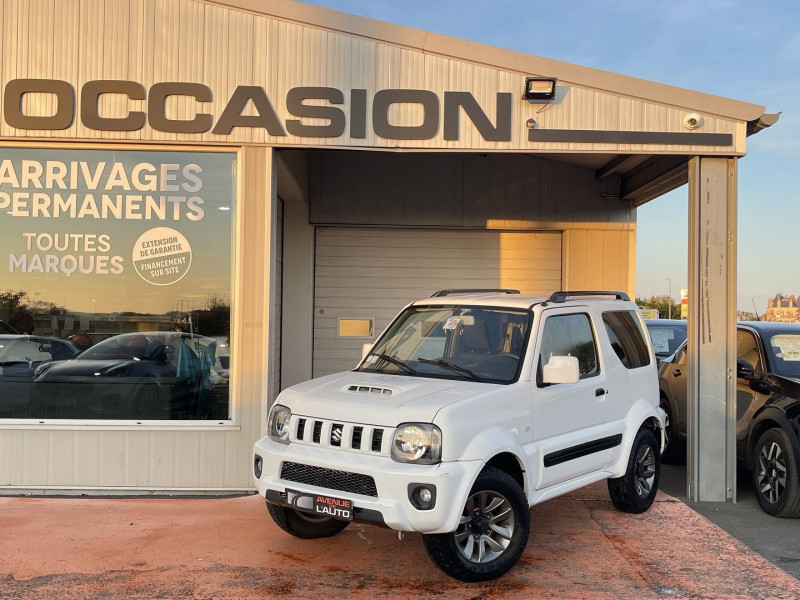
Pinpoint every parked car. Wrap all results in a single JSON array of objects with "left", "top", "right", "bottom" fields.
[
  {"left": 0, "top": 334, "right": 79, "bottom": 417},
  {"left": 644, "top": 319, "right": 687, "bottom": 364},
  {"left": 30, "top": 331, "right": 225, "bottom": 420},
  {"left": 659, "top": 321, "right": 800, "bottom": 517},
  {"left": 253, "top": 290, "right": 664, "bottom": 581}
]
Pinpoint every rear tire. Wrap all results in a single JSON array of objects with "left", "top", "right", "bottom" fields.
[
  {"left": 423, "top": 467, "right": 529, "bottom": 582},
  {"left": 751, "top": 428, "right": 800, "bottom": 518},
  {"left": 608, "top": 428, "right": 660, "bottom": 513},
  {"left": 266, "top": 502, "right": 350, "bottom": 538}
]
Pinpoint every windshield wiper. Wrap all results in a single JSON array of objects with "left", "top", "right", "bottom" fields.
[
  {"left": 417, "top": 358, "right": 483, "bottom": 382},
  {"left": 370, "top": 353, "right": 419, "bottom": 376}
]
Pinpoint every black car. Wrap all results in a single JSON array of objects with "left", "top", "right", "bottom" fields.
[
  {"left": 30, "top": 331, "right": 227, "bottom": 420},
  {"left": 659, "top": 321, "right": 800, "bottom": 517},
  {"left": 0, "top": 334, "right": 79, "bottom": 417}
]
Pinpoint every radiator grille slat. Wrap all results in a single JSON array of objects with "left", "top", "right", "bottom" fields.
[{"left": 290, "top": 417, "right": 390, "bottom": 456}]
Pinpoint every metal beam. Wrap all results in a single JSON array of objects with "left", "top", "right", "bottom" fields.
[
  {"left": 686, "top": 156, "right": 738, "bottom": 502},
  {"left": 621, "top": 155, "right": 689, "bottom": 205},
  {"left": 596, "top": 154, "right": 650, "bottom": 181}
]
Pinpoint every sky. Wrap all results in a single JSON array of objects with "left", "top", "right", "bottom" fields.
[{"left": 298, "top": 0, "right": 799, "bottom": 314}]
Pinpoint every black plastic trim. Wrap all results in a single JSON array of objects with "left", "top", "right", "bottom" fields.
[{"left": 544, "top": 434, "right": 623, "bottom": 468}]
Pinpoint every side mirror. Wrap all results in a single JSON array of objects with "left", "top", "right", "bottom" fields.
[
  {"left": 362, "top": 342, "right": 374, "bottom": 360},
  {"left": 542, "top": 355, "right": 580, "bottom": 384},
  {"left": 737, "top": 359, "right": 755, "bottom": 380}
]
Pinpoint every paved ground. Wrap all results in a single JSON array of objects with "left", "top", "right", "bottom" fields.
[
  {"left": 3, "top": 483, "right": 800, "bottom": 599},
  {"left": 661, "top": 463, "right": 800, "bottom": 581}
]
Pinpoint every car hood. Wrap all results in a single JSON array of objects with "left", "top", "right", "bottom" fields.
[
  {"left": 34, "top": 359, "right": 141, "bottom": 380},
  {"left": 275, "top": 371, "right": 493, "bottom": 425}
]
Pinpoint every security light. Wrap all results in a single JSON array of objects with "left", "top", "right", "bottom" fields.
[{"left": 524, "top": 77, "right": 557, "bottom": 101}]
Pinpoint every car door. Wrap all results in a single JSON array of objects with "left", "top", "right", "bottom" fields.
[
  {"left": 736, "top": 327, "right": 770, "bottom": 441},
  {"left": 531, "top": 308, "right": 615, "bottom": 489}
]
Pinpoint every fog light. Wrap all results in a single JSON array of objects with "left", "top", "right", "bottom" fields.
[
  {"left": 408, "top": 484, "right": 437, "bottom": 510},
  {"left": 254, "top": 455, "right": 263, "bottom": 479}
]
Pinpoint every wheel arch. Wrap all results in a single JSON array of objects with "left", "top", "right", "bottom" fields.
[
  {"left": 607, "top": 398, "right": 664, "bottom": 478},
  {"left": 747, "top": 409, "right": 800, "bottom": 471},
  {"left": 485, "top": 452, "right": 526, "bottom": 492}
]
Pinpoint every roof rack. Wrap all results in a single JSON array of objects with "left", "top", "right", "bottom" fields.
[
  {"left": 432, "top": 289, "right": 521, "bottom": 297},
  {"left": 547, "top": 290, "right": 631, "bottom": 303}
]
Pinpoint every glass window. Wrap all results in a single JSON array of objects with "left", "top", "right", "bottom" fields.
[
  {"left": 538, "top": 313, "right": 599, "bottom": 384},
  {"left": 603, "top": 311, "right": 651, "bottom": 369},
  {"left": 0, "top": 147, "right": 235, "bottom": 420},
  {"left": 766, "top": 331, "right": 800, "bottom": 378},
  {"left": 357, "top": 305, "right": 530, "bottom": 384}
]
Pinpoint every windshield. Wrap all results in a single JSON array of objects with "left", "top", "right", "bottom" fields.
[
  {"left": 765, "top": 332, "right": 800, "bottom": 378},
  {"left": 357, "top": 305, "right": 531, "bottom": 383}
]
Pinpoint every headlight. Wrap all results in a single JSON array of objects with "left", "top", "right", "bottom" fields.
[
  {"left": 391, "top": 423, "right": 442, "bottom": 464},
  {"left": 268, "top": 404, "right": 292, "bottom": 444}
]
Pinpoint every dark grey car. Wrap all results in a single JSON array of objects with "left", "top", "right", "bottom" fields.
[
  {"left": 0, "top": 335, "right": 79, "bottom": 417},
  {"left": 658, "top": 321, "right": 800, "bottom": 517}
]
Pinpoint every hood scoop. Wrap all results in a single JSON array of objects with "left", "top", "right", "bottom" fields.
[{"left": 345, "top": 384, "right": 393, "bottom": 396}]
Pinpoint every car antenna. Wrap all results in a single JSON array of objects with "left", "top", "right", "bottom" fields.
[{"left": 752, "top": 299, "right": 760, "bottom": 321}]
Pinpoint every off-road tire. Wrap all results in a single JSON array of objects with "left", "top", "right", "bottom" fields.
[
  {"left": 267, "top": 502, "right": 350, "bottom": 538},
  {"left": 423, "top": 467, "right": 530, "bottom": 582},
  {"left": 751, "top": 428, "right": 800, "bottom": 518},
  {"left": 608, "top": 427, "right": 660, "bottom": 513}
]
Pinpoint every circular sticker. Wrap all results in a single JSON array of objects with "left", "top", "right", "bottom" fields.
[{"left": 132, "top": 227, "right": 192, "bottom": 286}]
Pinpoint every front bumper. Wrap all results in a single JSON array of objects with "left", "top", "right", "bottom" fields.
[{"left": 252, "top": 435, "right": 482, "bottom": 534}]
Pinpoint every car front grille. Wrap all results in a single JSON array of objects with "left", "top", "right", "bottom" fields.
[
  {"left": 280, "top": 461, "right": 378, "bottom": 497},
  {"left": 291, "top": 417, "right": 391, "bottom": 456}
]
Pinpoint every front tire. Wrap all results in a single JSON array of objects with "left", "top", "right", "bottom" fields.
[
  {"left": 423, "top": 467, "right": 530, "bottom": 582},
  {"left": 751, "top": 428, "right": 800, "bottom": 518},
  {"left": 267, "top": 502, "right": 350, "bottom": 538},
  {"left": 608, "top": 428, "right": 660, "bottom": 513}
]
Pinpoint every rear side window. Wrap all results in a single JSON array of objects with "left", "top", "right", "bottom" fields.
[
  {"left": 603, "top": 311, "right": 651, "bottom": 369},
  {"left": 538, "top": 313, "right": 599, "bottom": 384}
]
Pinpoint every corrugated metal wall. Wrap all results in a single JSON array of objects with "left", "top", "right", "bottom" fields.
[
  {"left": 0, "top": 0, "right": 744, "bottom": 152},
  {"left": 309, "top": 151, "right": 630, "bottom": 229},
  {"left": 0, "top": 0, "right": 722, "bottom": 492},
  {"left": 0, "top": 146, "right": 275, "bottom": 494},
  {"left": 313, "top": 228, "right": 562, "bottom": 377}
]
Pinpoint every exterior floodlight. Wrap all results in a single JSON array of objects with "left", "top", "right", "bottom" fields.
[{"left": 524, "top": 77, "right": 557, "bottom": 101}]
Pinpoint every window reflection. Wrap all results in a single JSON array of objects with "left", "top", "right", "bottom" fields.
[{"left": 0, "top": 148, "right": 235, "bottom": 421}]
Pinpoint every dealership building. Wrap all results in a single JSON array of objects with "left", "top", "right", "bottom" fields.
[{"left": 0, "top": 0, "right": 776, "bottom": 499}]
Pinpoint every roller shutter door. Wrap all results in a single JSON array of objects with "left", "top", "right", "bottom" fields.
[{"left": 313, "top": 228, "right": 561, "bottom": 377}]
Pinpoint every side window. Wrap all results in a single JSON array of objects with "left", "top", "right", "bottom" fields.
[
  {"left": 603, "top": 311, "right": 651, "bottom": 369},
  {"left": 538, "top": 313, "right": 599, "bottom": 385},
  {"left": 737, "top": 329, "right": 762, "bottom": 374}
]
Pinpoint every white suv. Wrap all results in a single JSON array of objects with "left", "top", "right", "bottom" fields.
[{"left": 253, "top": 290, "right": 664, "bottom": 581}]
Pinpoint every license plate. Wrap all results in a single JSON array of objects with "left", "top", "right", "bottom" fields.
[{"left": 285, "top": 488, "right": 354, "bottom": 520}]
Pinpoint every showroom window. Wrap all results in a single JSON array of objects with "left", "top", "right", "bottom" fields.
[{"left": 0, "top": 147, "right": 235, "bottom": 421}]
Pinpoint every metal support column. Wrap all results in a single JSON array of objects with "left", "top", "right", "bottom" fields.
[{"left": 687, "top": 156, "right": 738, "bottom": 502}]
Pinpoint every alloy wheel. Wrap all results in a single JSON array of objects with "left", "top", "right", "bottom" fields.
[
  {"left": 757, "top": 441, "right": 787, "bottom": 504},
  {"left": 634, "top": 444, "right": 656, "bottom": 498},
  {"left": 454, "top": 490, "right": 515, "bottom": 564}
]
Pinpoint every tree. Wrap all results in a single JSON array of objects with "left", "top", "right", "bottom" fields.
[
  {"left": 635, "top": 295, "right": 681, "bottom": 320},
  {"left": 0, "top": 290, "right": 34, "bottom": 333}
]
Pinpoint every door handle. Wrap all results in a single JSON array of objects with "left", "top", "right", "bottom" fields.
[
  {"left": 673, "top": 369, "right": 682, "bottom": 377},
  {"left": 595, "top": 388, "right": 607, "bottom": 397}
]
